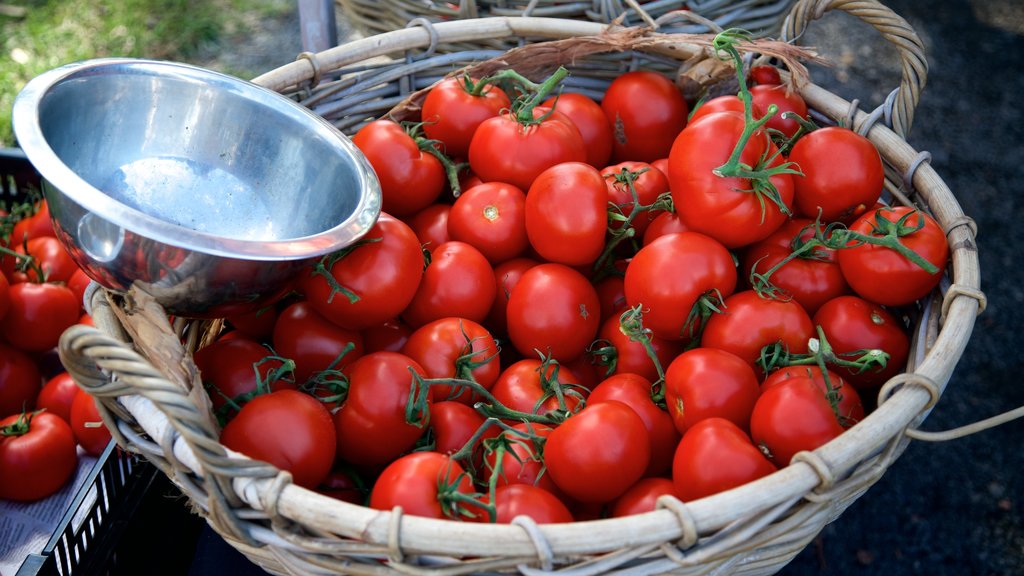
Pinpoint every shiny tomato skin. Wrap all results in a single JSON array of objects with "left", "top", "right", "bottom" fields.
[
  {"left": 483, "top": 422, "right": 562, "bottom": 497},
  {"left": 14, "top": 236, "right": 78, "bottom": 284},
  {"left": 225, "top": 305, "right": 279, "bottom": 342},
  {"left": 422, "top": 76, "right": 511, "bottom": 159},
  {"left": 369, "top": 451, "right": 475, "bottom": 519},
  {"left": 361, "top": 318, "right": 413, "bottom": 354},
  {"left": 352, "top": 119, "right": 445, "bottom": 217},
  {"left": 428, "top": 400, "right": 493, "bottom": 459},
  {"left": 609, "top": 476, "right": 678, "bottom": 518},
  {"left": 272, "top": 301, "right": 364, "bottom": 385},
  {"left": 672, "top": 417, "right": 777, "bottom": 501},
  {"left": 490, "top": 358, "right": 584, "bottom": 419},
  {"left": 0, "top": 411, "right": 78, "bottom": 501},
  {"left": 761, "top": 366, "right": 865, "bottom": 427},
  {"left": 448, "top": 181, "right": 528, "bottom": 265},
  {"left": 749, "top": 65, "right": 782, "bottom": 86},
  {"left": 1, "top": 282, "right": 79, "bottom": 352},
  {"left": 602, "top": 71, "right": 689, "bottom": 163},
  {"left": 593, "top": 314, "right": 683, "bottom": 385},
  {"left": 812, "top": 295, "right": 910, "bottom": 390},
  {"left": 663, "top": 347, "right": 761, "bottom": 435},
  {"left": 36, "top": 372, "right": 79, "bottom": 424},
  {"left": 70, "top": 389, "right": 112, "bottom": 456},
  {"left": 749, "top": 84, "right": 808, "bottom": 139},
  {"left": 594, "top": 275, "right": 627, "bottom": 323},
  {"left": 0, "top": 343, "right": 42, "bottom": 417},
  {"left": 750, "top": 376, "right": 846, "bottom": 467},
  {"left": 688, "top": 95, "right": 745, "bottom": 125},
  {"left": 542, "top": 92, "right": 613, "bottom": 168},
  {"left": 486, "top": 484, "right": 574, "bottom": 524},
  {"left": 193, "top": 337, "right": 294, "bottom": 414},
  {"left": 486, "top": 257, "right": 539, "bottom": 337},
  {"left": 602, "top": 160, "right": 670, "bottom": 239},
  {"left": 402, "top": 317, "right": 501, "bottom": 404},
  {"left": 333, "top": 351, "right": 429, "bottom": 467},
  {"left": 588, "top": 373, "right": 680, "bottom": 477},
  {"left": 220, "top": 389, "right": 336, "bottom": 489},
  {"left": 505, "top": 263, "right": 601, "bottom": 362},
  {"left": 401, "top": 241, "right": 496, "bottom": 329},
  {"left": 837, "top": 206, "right": 949, "bottom": 307},
  {"left": 302, "top": 213, "right": 425, "bottom": 331},
  {"left": 525, "top": 162, "right": 608, "bottom": 267},
  {"left": 700, "top": 290, "right": 815, "bottom": 373},
  {"left": 407, "top": 203, "right": 452, "bottom": 252},
  {"left": 623, "top": 231, "right": 737, "bottom": 341},
  {"left": 642, "top": 211, "right": 691, "bottom": 246},
  {"left": 788, "top": 126, "right": 884, "bottom": 223},
  {"left": 668, "top": 111, "right": 794, "bottom": 249},
  {"left": 544, "top": 401, "right": 651, "bottom": 504}
]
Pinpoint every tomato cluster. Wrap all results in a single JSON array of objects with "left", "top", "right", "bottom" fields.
[{"left": 0, "top": 197, "right": 113, "bottom": 502}]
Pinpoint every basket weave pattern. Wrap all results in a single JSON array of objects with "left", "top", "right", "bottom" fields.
[{"left": 59, "top": 1, "right": 984, "bottom": 574}]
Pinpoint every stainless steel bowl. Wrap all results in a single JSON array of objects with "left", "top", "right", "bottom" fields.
[{"left": 12, "top": 58, "right": 381, "bottom": 317}]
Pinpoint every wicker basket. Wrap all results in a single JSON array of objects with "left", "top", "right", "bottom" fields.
[
  {"left": 337, "top": 0, "right": 799, "bottom": 47},
  {"left": 59, "top": 0, "right": 985, "bottom": 574}
]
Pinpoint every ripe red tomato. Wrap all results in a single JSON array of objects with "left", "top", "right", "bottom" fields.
[
  {"left": 813, "top": 295, "right": 910, "bottom": 390},
  {"left": 505, "top": 263, "right": 601, "bottom": 362},
  {"left": 0, "top": 343, "right": 42, "bottom": 417},
  {"left": 749, "top": 84, "right": 808, "bottom": 139},
  {"left": 369, "top": 451, "right": 476, "bottom": 520},
  {"left": 524, "top": 162, "right": 608, "bottom": 267},
  {"left": 544, "top": 401, "right": 651, "bottom": 503},
  {"left": 333, "top": 351, "right": 429, "bottom": 466},
  {"left": 193, "top": 337, "right": 295, "bottom": 415},
  {"left": 623, "top": 231, "right": 737, "bottom": 341},
  {"left": 700, "top": 290, "right": 815, "bottom": 372},
  {"left": 642, "top": 211, "right": 690, "bottom": 246},
  {"left": 748, "top": 65, "right": 782, "bottom": 86},
  {"left": 749, "top": 375, "right": 847, "bottom": 467},
  {"left": 422, "top": 76, "right": 512, "bottom": 159},
  {"left": 483, "top": 421, "right": 563, "bottom": 497},
  {"left": 609, "top": 477, "right": 678, "bottom": 518},
  {"left": 272, "top": 301, "right": 364, "bottom": 385},
  {"left": 448, "top": 181, "right": 528, "bottom": 264},
  {"left": 486, "top": 257, "right": 538, "bottom": 337},
  {"left": 302, "top": 213, "right": 425, "bottom": 331},
  {"left": 592, "top": 313, "right": 683, "bottom": 385},
  {"left": 361, "top": 318, "right": 412, "bottom": 354},
  {"left": 36, "top": 372, "right": 79, "bottom": 424},
  {"left": 688, "top": 95, "right": 745, "bottom": 125},
  {"left": 593, "top": 274, "right": 627, "bottom": 323},
  {"left": 468, "top": 108, "right": 586, "bottom": 192},
  {"left": 672, "top": 417, "right": 777, "bottom": 501},
  {"left": 485, "top": 484, "right": 574, "bottom": 524},
  {"left": 401, "top": 241, "right": 496, "bottom": 328},
  {"left": 1, "top": 282, "right": 80, "bottom": 352},
  {"left": 601, "top": 160, "right": 670, "bottom": 240},
  {"left": 663, "top": 347, "right": 761, "bottom": 435},
  {"left": 352, "top": 119, "right": 445, "bottom": 217},
  {"left": 602, "top": 71, "right": 689, "bottom": 162},
  {"left": 407, "top": 203, "right": 451, "bottom": 251},
  {"left": 788, "top": 126, "right": 884, "bottom": 223},
  {"left": 761, "top": 366, "right": 865, "bottom": 427},
  {"left": 588, "top": 373, "right": 680, "bottom": 477},
  {"left": 0, "top": 411, "right": 78, "bottom": 501},
  {"left": 220, "top": 389, "right": 336, "bottom": 489},
  {"left": 542, "top": 92, "right": 613, "bottom": 168},
  {"left": 225, "top": 305, "right": 279, "bottom": 342},
  {"left": 837, "top": 206, "right": 949, "bottom": 306},
  {"left": 402, "top": 317, "right": 501, "bottom": 404},
  {"left": 70, "top": 389, "right": 112, "bottom": 456},
  {"left": 316, "top": 468, "right": 365, "bottom": 505},
  {"left": 490, "top": 358, "right": 584, "bottom": 420},
  {"left": 668, "top": 111, "right": 794, "bottom": 249},
  {"left": 13, "top": 236, "right": 78, "bottom": 284},
  {"left": 428, "top": 400, "right": 493, "bottom": 460},
  {"left": 8, "top": 199, "right": 54, "bottom": 245}
]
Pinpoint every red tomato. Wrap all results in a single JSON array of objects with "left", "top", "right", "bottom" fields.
[
  {"left": 9, "top": 199, "right": 54, "bottom": 244},
  {"left": 602, "top": 71, "right": 689, "bottom": 162},
  {"left": 813, "top": 295, "right": 910, "bottom": 390},
  {"left": 302, "top": 213, "right": 424, "bottom": 331},
  {"left": 70, "top": 389, "right": 112, "bottom": 456},
  {"left": 225, "top": 304, "right": 279, "bottom": 342},
  {"left": 193, "top": 337, "right": 295, "bottom": 416},
  {"left": 837, "top": 206, "right": 949, "bottom": 306},
  {"left": 542, "top": 92, "right": 613, "bottom": 168},
  {"left": 316, "top": 468, "right": 365, "bottom": 505},
  {"left": 0, "top": 271, "right": 9, "bottom": 320},
  {"left": 0, "top": 411, "right": 78, "bottom": 501},
  {"left": 483, "top": 422, "right": 563, "bottom": 497},
  {"left": 352, "top": 119, "right": 445, "bottom": 216},
  {"left": 369, "top": 451, "right": 476, "bottom": 519},
  {"left": 740, "top": 218, "right": 850, "bottom": 316},
  {"left": 448, "top": 181, "right": 528, "bottom": 264},
  {"left": 468, "top": 108, "right": 586, "bottom": 192},
  {"left": 700, "top": 290, "right": 815, "bottom": 373},
  {"left": 601, "top": 160, "right": 670, "bottom": 239},
  {"left": 788, "top": 126, "right": 884, "bottom": 223},
  {"left": 688, "top": 95, "right": 745, "bottom": 125},
  {"left": 402, "top": 317, "right": 501, "bottom": 404},
  {"left": 505, "top": 263, "right": 601, "bottom": 361},
  {"left": 668, "top": 111, "right": 794, "bottom": 249},
  {"left": 407, "top": 203, "right": 451, "bottom": 251},
  {"left": 361, "top": 318, "right": 412, "bottom": 354},
  {"left": 1, "top": 282, "right": 79, "bottom": 352},
  {"left": 609, "top": 477, "right": 678, "bottom": 518},
  {"left": 761, "top": 366, "right": 865, "bottom": 427},
  {"left": 545, "top": 401, "right": 650, "bottom": 503},
  {"left": 524, "top": 162, "right": 608, "bottom": 266},
  {"left": 334, "top": 351, "right": 429, "bottom": 466},
  {"left": 12, "top": 236, "right": 78, "bottom": 284},
  {"left": 490, "top": 358, "right": 584, "bottom": 419},
  {"left": 485, "top": 484, "right": 574, "bottom": 524},
  {"left": 485, "top": 257, "right": 538, "bottom": 336},
  {"left": 623, "top": 231, "right": 737, "bottom": 341},
  {"left": 750, "top": 374, "right": 848, "bottom": 467},
  {"left": 272, "top": 301, "right": 364, "bottom": 385},
  {"left": 642, "top": 211, "right": 690, "bottom": 246},
  {"left": 401, "top": 241, "right": 496, "bottom": 328},
  {"left": 422, "top": 76, "right": 512, "bottom": 159},
  {"left": 749, "top": 84, "right": 809, "bottom": 139},
  {"left": 0, "top": 343, "right": 42, "bottom": 417},
  {"left": 663, "top": 347, "right": 761, "bottom": 435},
  {"left": 672, "top": 417, "right": 777, "bottom": 501},
  {"left": 592, "top": 313, "right": 683, "bottom": 385},
  {"left": 36, "top": 372, "right": 79, "bottom": 424},
  {"left": 429, "top": 400, "right": 494, "bottom": 461},
  {"left": 588, "top": 373, "right": 680, "bottom": 477},
  {"left": 594, "top": 274, "right": 627, "bottom": 323},
  {"left": 748, "top": 65, "right": 782, "bottom": 86},
  {"left": 220, "top": 389, "right": 336, "bottom": 489}
]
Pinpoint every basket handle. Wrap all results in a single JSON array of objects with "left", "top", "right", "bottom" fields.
[{"left": 780, "top": 0, "right": 927, "bottom": 138}]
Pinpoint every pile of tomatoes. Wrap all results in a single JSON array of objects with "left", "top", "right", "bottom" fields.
[{"left": 0, "top": 197, "right": 113, "bottom": 502}]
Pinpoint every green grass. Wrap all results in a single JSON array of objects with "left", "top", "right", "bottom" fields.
[{"left": 0, "top": 0, "right": 293, "bottom": 147}]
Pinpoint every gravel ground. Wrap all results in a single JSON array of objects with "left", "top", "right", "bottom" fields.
[{"left": 183, "top": 1, "right": 1024, "bottom": 574}]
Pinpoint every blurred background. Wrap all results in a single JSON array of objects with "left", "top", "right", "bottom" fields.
[{"left": 2, "top": 0, "right": 1022, "bottom": 574}]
